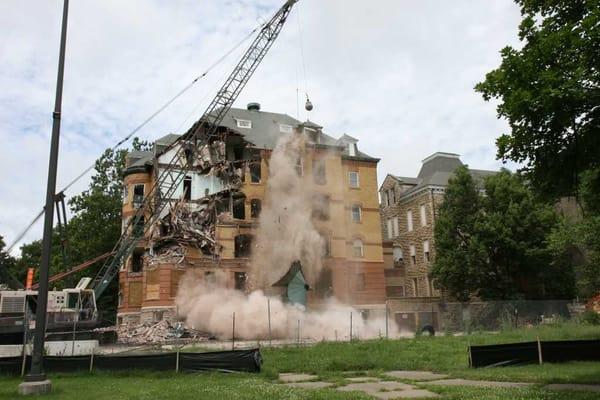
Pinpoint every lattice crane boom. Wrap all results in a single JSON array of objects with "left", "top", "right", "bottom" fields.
[{"left": 90, "top": 0, "right": 299, "bottom": 298}]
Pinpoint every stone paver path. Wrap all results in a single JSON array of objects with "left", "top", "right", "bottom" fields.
[
  {"left": 545, "top": 384, "right": 600, "bottom": 393},
  {"left": 337, "top": 381, "right": 415, "bottom": 393},
  {"left": 278, "top": 373, "right": 318, "bottom": 383},
  {"left": 384, "top": 371, "right": 449, "bottom": 381},
  {"left": 346, "top": 377, "right": 381, "bottom": 383},
  {"left": 284, "top": 382, "right": 334, "bottom": 389},
  {"left": 426, "top": 378, "right": 533, "bottom": 389}
]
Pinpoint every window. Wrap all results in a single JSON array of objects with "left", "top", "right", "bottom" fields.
[
  {"left": 386, "top": 286, "right": 405, "bottom": 297},
  {"left": 407, "top": 210, "right": 413, "bottom": 231},
  {"left": 410, "top": 245, "right": 416, "bottom": 266},
  {"left": 250, "top": 162, "right": 261, "bottom": 183},
  {"left": 382, "top": 191, "right": 388, "bottom": 207},
  {"left": 355, "top": 273, "right": 366, "bottom": 291},
  {"left": 234, "top": 272, "right": 247, "bottom": 291},
  {"left": 392, "top": 217, "right": 399, "bottom": 237},
  {"left": 388, "top": 189, "right": 395, "bottom": 205},
  {"left": 312, "top": 159, "right": 326, "bottom": 185},
  {"left": 279, "top": 124, "right": 293, "bottom": 134},
  {"left": 131, "top": 249, "right": 144, "bottom": 273},
  {"left": 295, "top": 156, "right": 304, "bottom": 176},
  {"left": 183, "top": 176, "right": 192, "bottom": 200},
  {"left": 352, "top": 239, "right": 364, "bottom": 258},
  {"left": 321, "top": 234, "right": 331, "bottom": 257},
  {"left": 250, "top": 199, "right": 262, "bottom": 219},
  {"left": 420, "top": 204, "right": 427, "bottom": 227},
  {"left": 348, "top": 171, "right": 360, "bottom": 188},
  {"left": 312, "top": 194, "right": 330, "bottom": 220},
  {"left": 234, "top": 234, "right": 253, "bottom": 258},
  {"left": 205, "top": 271, "right": 216, "bottom": 284},
  {"left": 133, "top": 184, "right": 144, "bottom": 208},
  {"left": 386, "top": 219, "right": 393, "bottom": 239},
  {"left": 424, "top": 240, "right": 430, "bottom": 263},
  {"left": 393, "top": 246, "right": 403, "bottom": 263},
  {"left": 348, "top": 143, "right": 356, "bottom": 157},
  {"left": 122, "top": 185, "right": 128, "bottom": 204},
  {"left": 133, "top": 216, "right": 144, "bottom": 237},
  {"left": 236, "top": 119, "right": 252, "bottom": 129},
  {"left": 351, "top": 205, "right": 362, "bottom": 222},
  {"left": 412, "top": 278, "right": 419, "bottom": 297},
  {"left": 233, "top": 196, "right": 246, "bottom": 220}
]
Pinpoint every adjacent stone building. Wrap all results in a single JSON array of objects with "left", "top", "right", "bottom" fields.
[
  {"left": 117, "top": 103, "right": 386, "bottom": 325},
  {"left": 379, "top": 152, "right": 495, "bottom": 332}
]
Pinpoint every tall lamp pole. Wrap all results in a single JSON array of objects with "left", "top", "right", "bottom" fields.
[{"left": 19, "top": 0, "right": 69, "bottom": 395}]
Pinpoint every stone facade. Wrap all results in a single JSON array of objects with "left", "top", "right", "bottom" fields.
[{"left": 379, "top": 152, "right": 496, "bottom": 331}]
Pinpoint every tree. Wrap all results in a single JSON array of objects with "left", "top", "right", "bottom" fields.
[
  {"left": 476, "top": 0, "right": 600, "bottom": 199},
  {"left": 432, "top": 168, "right": 575, "bottom": 301},
  {"left": 0, "top": 235, "right": 19, "bottom": 289},
  {"left": 431, "top": 166, "right": 486, "bottom": 302}
]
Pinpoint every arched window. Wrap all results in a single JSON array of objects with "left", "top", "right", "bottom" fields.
[{"left": 352, "top": 239, "right": 364, "bottom": 258}]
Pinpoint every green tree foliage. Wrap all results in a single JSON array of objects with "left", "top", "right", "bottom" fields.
[
  {"left": 476, "top": 0, "right": 600, "bottom": 199},
  {"left": 549, "top": 167, "right": 600, "bottom": 299},
  {"left": 432, "top": 167, "right": 575, "bottom": 301},
  {"left": 0, "top": 235, "right": 19, "bottom": 289}
]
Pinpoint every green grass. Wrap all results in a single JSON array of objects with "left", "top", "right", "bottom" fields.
[{"left": 1, "top": 322, "right": 599, "bottom": 399}]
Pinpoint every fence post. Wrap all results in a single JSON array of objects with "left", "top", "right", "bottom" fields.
[
  {"left": 350, "top": 312, "right": 353, "bottom": 341},
  {"left": 232, "top": 312, "right": 236, "bottom": 351},
  {"left": 296, "top": 320, "right": 300, "bottom": 346},
  {"left": 89, "top": 346, "right": 94, "bottom": 373},
  {"left": 385, "top": 302, "right": 389, "bottom": 339},
  {"left": 537, "top": 336, "right": 543, "bottom": 365},
  {"left": 467, "top": 340, "right": 472, "bottom": 368},
  {"left": 267, "top": 298, "right": 272, "bottom": 347},
  {"left": 176, "top": 346, "right": 180, "bottom": 373}
]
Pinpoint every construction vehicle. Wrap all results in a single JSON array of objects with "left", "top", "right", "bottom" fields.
[{"left": 0, "top": 0, "right": 298, "bottom": 344}]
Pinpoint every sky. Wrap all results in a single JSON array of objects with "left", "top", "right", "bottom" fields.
[{"left": 0, "top": 0, "right": 522, "bottom": 255}]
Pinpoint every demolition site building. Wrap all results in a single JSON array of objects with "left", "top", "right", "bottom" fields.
[{"left": 117, "top": 103, "right": 386, "bottom": 325}]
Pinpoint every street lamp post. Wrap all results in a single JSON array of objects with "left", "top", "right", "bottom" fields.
[{"left": 18, "top": 0, "right": 69, "bottom": 395}]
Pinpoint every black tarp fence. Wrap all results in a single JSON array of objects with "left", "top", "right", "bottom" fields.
[
  {"left": 470, "top": 339, "right": 600, "bottom": 368},
  {"left": 0, "top": 348, "right": 261, "bottom": 376}
]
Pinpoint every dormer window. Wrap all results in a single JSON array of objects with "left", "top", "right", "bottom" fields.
[
  {"left": 236, "top": 119, "right": 252, "bottom": 129},
  {"left": 280, "top": 124, "right": 293, "bottom": 134},
  {"left": 348, "top": 143, "right": 356, "bottom": 157}
]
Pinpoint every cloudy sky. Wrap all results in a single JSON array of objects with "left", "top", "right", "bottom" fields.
[{"left": 0, "top": 0, "right": 522, "bottom": 254}]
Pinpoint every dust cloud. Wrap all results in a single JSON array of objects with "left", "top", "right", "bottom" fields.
[{"left": 175, "top": 133, "right": 400, "bottom": 340}]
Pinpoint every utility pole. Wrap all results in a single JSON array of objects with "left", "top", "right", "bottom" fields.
[{"left": 19, "top": 0, "right": 69, "bottom": 395}]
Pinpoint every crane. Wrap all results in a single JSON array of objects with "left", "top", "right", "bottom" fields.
[{"left": 89, "top": 0, "right": 299, "bottom": 299}]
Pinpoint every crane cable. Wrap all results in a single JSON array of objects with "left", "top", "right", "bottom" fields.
[{"left": 6, "top": 21, "right": 263, "bottom": 255}]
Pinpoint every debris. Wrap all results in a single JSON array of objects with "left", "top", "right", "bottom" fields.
[{"left": 96, "top": 320, "right": 211, "bottom": 345}]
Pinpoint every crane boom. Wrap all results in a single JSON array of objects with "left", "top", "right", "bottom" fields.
[{"left": 90, "top": 0, "right": 299, "bottom": 298}]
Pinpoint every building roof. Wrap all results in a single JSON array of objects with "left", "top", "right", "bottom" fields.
[{"left": 385, "top": 152, "right": 497, "bottom": 198}]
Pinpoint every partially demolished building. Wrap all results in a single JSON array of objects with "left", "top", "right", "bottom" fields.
[{"left": 117, "top": 103, "right": 386, "bottom": 325}]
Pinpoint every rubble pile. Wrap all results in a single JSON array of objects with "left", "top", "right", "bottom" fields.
[{"left": 113, "top": 320, "right": 210, "bottom": 345}]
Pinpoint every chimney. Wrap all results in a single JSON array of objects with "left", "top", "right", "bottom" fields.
[{"left": 247, "top": 102, "right": 261, "bottom": 111}]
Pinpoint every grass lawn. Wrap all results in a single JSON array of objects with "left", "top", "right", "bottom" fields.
[{"left": 1, "top": 323, "right": 599, "bottom": 399}]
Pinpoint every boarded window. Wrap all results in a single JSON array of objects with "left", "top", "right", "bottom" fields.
[
  {"left": 386, "top": 219, "right": 393, "bottom": 239},
  {"left": 250, "top": 162, "right": 261, "bottom": 183},
  {"left": 183, "top": 176, "right": 192, "bottom": 200},
  {"left": 128, "top": 282, "right": 142, "bottom": 306},
  {"left": 170, "top": 269, "right": 186, "bottom": 297},
  {"left": 312, "top": 159, "right": 326, "bottom": 185},
  {"left": 250, "top": 199, "right": 262, "bottom": 219},
  {"left": 393, "top": 217, "right": 399, "bottom": 237},
  {"left": 234, "top": 234, "right": 253, "bottom": 258},
  {"left": 410, "top": 245, "right": 416, "bottom": 266},
  {"left": 407, "top": 210, "right": 413, "bottom": 231},
  {"left": 393, "top": 246, "right": 403, "bottom": 262},
  {"left": 420, "top": 204, "right": 427, "bottom": 226},
  {"left": 234, "top": 272, "right": 247, "bottom": 291},
  {"left": 321, "top": 234, "right": 331, "bottom": 257},
  {"left": 424, "top": 240, "right": 430, "bottom": 263},
  {"left": 146, "top": 269, "right": 160, "bottom": 285}
]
